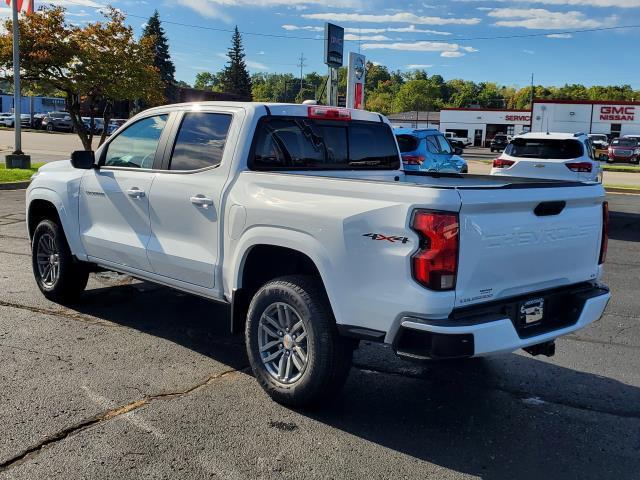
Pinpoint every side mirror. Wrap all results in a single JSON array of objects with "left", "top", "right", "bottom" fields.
[
  {"left": 454, "top": 147, "right": 463, "bottom": 155},
  {"left": 70, "top": 150, "right": 96, "bottom": 169}
]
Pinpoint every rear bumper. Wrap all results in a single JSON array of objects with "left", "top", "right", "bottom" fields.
[{"left": 394, "top": 284, "right": 610, "bottom": 360}]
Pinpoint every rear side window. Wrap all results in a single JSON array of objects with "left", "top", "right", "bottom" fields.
[
  {"left": 396, "top": 134, "right": 419, "bottom": 153},
  {"left": 505, "top": 138, "right": 584, "bottom": 160},
  {"left": 251, "top": 117, "right": 400, "bottom": 170},
  {"left": 169, "top": 112, "right": 232, "bottom": 171}
]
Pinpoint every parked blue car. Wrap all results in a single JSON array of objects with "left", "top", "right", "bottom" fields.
[{"left": 394, "top": 128, "right": 468, "bottom": 173}]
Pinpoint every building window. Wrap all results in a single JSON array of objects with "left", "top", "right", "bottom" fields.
[{"left": 507, "top": 125, "right": 515, "bottom": 136}]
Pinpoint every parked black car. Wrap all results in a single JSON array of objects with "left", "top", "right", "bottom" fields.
[{"left": 490, "top": 134, "right": 509, "bottom": 152}]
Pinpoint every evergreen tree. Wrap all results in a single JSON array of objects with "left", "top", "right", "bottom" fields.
[
  {"left": 220, "top": 26, "right": 252, "bottom": 100},
  {"left": 142, "top": 10, "right": 176, "bottom": 102}
]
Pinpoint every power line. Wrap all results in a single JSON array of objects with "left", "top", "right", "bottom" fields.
[{"left": 44, "top": 0, "right": 640, "bottom": 44}]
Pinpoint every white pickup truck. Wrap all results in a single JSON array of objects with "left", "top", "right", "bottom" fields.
[
  {"left": 444, "top": 131, "right": 472, "bottom": 147},
  {"left": 26, "top": 103, "right": 610, "bottom": 406}
]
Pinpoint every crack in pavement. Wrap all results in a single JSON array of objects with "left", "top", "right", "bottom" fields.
[
  {"left": 0, "top": 249, "right": 30, "bottom": 257},
  {"left": 0, "top": 300, "right": 119, "bottom": 328},
  {"left": 0, "top": 342, "right": 70, "bottom": 362},
  {"left": 0, "top": 367, "right": 249, "bottom": 473},
  {"left": 352, "top": 363, "right": 640, "bottom": 420},
  {"left": 564, "top": 334, "right": 640, "bottom": 351}
]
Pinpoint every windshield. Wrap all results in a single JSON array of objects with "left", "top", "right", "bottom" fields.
[
  {"left": 251, "top": 117, "right": 400, "bottom": 170},
  {"left": 505, "top": 138, "right": 583, "bottom": 159},
  {"left": 590, "top": 135, "right": 607, "bottom": 142},
  {"left": 611, "top": 138, "right": 637, "bottom": 147},
  {"left": 396, "top": 134, "right": 419, "bottom": 153}
]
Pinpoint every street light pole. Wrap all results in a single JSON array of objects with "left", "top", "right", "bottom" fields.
[
  {"left": 12, "top": 0, "right": 21, "bottom": 154},
  {"left": 5, "top": 0, "right": 30, "bottom": 169}
]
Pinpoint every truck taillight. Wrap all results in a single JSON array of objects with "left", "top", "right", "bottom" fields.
[
  {"left": 565, "top": 162, "right": 593, "bottom": 172},
  {"left": 411, "top": 210, "right": 459, "bottom": 291},
  {"left": 599, "top": 201, "right": 608, "bottom": 264},
  {"left": 492, "top": 158, "right": 515, "bottom": 168},
  {"left": 307, "top": 106, "right": 351, "bottom": 121},
  {"left": 402, "top": 154, "right": 425, "bottom": 165}
]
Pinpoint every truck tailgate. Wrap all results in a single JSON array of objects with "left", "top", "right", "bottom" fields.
[{"left": 455, "top": 184, "right": 604, "bottom": 307}]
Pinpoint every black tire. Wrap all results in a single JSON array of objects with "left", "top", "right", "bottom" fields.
[
  {"left": 32, "top": 219, "right": 89, "bottom": 303},
  {"left": 46, "top": 123, "right": 54, "bottom": 132},
  {"left": 246, "top": 275, "right": 353, "bottom": 407}
]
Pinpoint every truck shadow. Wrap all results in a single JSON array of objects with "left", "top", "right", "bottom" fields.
[
  {"left": 609, "top": 212, "right": 640, "bottom": 242},
  {"left": 71, "top": 279, "right": 640, "bottom": 480}
]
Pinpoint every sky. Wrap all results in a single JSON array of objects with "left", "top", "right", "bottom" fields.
[{"left": 2, "top": 0, "right": 640, "bottom": 89}]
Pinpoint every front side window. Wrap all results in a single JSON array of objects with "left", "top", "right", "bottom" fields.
[
  {"left": 169, "top": 112, "right": 232, "bottom": 171},
  {"left": 103, "top": 115, "right": 168, "bottom": 168},
  {"left": 251, "top": 117, "right": 399, "bottom": 170},
  {"left": 505, "top": 138, "right": 584, "bottom": 160},
  {"left": 435, "top": 135, "right": 453, "bottom": 154}
]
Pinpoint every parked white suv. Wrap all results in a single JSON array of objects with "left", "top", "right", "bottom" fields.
[
  {"left": 491, "top": 132, "right": 601, "bottom": 182},
  {"left": 26, "top": 103, "right": 610, "bottom": 406}
]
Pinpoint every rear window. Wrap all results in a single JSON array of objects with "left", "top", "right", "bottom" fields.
[
  {"left": 396, "top": 134, "right": 419, "bottom": 153},
  {"left": 505, "top": 138, "right": 583, "bottom": 160},
  {"left": 251, "top": 117, "right": 400, "bottom": 170},
  {"left": 612, "top": 138, "right": 637, "bottom": 147}
]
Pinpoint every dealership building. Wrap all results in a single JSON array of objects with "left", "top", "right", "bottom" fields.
[
  {"left": 531, "top": 100, "right": 640, "bottom": 137},
  {"left": 439, "top": 108, "right": 532, "bottom": 147}
]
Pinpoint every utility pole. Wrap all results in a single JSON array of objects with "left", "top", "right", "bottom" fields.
[{"left": 297, "top": 53, "right": 306, "bottom": 102}]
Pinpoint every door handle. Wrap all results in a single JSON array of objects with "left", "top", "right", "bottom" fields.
[
  {"left": 126, "top": 187, "right": 145, "bottom": 198},
  {"left": 190, "top": 194, "right": 214, "bottom": 208}
]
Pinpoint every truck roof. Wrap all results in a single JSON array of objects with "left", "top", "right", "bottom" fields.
[
  {"left": 517, "top": 132, "right": 587, "bottom": 140},
  {"left": 142, "top": 101, "right": 386, "bottom": 123}
]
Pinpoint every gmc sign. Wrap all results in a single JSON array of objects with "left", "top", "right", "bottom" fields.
[{"left": 600, "top": 106, "right": 635, "bottom": 121}]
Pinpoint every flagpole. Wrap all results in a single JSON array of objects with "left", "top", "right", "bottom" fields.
[{"left": 11, "top": 0, "right": 22, "bottom": 154}]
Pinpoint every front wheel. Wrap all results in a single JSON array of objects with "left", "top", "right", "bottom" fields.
[
  {"left": 246, "top": 275, "right": 353, "bottom": 407},
  {"left": 32, "top": 219, "right": 89, "bottom": 303},
  {"left": 46, "top": 123, "right": 54, "bottom": 132}
]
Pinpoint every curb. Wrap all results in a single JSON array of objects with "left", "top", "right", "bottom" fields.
[
  {"left": 605, "top": 186, "right": 640, "bottom": 194},
  {"left": 0, "top": 181, "right": 29, "bottom": 190}
]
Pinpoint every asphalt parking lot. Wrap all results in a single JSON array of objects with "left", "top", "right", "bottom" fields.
[{"left": 0, "top": 189, "right": 639, "bottom": 479}]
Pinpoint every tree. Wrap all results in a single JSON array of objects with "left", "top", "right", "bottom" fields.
[
  {"left": 0, "top": 6, "right": 163, "bottom": 150},
  {"left": 142, "top": 10, "right": 176, "bottom": 102},
  {"left": 220, "top": 26, "right": 251, "bottom": 100},
  {"left": 394, "top": 79, "right": 439, "bottom": 113},
  {"left": 194, "top": 71, "right": 218, "bottom": 90}
]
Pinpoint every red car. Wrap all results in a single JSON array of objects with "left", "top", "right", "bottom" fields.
[{"left": 607, "top": 137, "right": 640, "bottom": 164}]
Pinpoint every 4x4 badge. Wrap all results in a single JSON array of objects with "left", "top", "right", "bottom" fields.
[{"left": 363, "top": 233, "right": 409, "bottom": 244}]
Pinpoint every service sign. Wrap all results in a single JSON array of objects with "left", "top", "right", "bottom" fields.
[
  {"left": 324, "top": 23, "right": 344, "bottom": 68},
  {"left": 599, "top": 106, "right": 635, "bottom": 122},
  {"left": 505, "top": 114, "right": 531, "bottom": 123}
]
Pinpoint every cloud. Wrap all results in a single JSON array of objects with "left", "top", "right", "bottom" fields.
[
  {"left": 281, "top": 24, "right": 323, "bottom": 31},
  {"left": 546, "top": 33, "right": 573, "bottom": 38},
  {"left": 344, "top": 34, "right": 392, "bottom": 41},
  {"left": 406, "top": 64, "right": 434, "bottom": 69},
  {"left": 282, "top": 24, "right": 452, "bottom": 35},
  {"left": 465, "top": 0, "right": 640, "bottom": 8},
  {"left": 523, "top": 49, "right": 535, "bottom": 54},
  {"left": 362, "top": 41, "right": 478, "bottom": 58},
  {"left": 44, "top": 0, "right": 105, "bottom": 7},
  {"left": 301, "top": 12, "right": 481, "bottom": 25},
  {"left": 177, "top": 0, "right": 361, "bottom": 17},
  {"left": 487, "top": 7, "right": 618, "bottom": 29},
  {"left": 246, "top": 60, "right": 268, "bottom": 70}
]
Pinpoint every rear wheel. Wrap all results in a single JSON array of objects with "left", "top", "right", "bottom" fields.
[
  {"left": 32, "top": 219, "right": 89, "bottom": 303},
  {"left": 246, "top": 275, "right": 353, "bottom": 407}
]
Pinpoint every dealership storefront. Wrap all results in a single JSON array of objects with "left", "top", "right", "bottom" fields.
[
  {"left": 439, "top": 108, "right": 532, "bottom": 147},
  {"left": 531, "top": 100, "right": 640, "bottom": 137}
]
